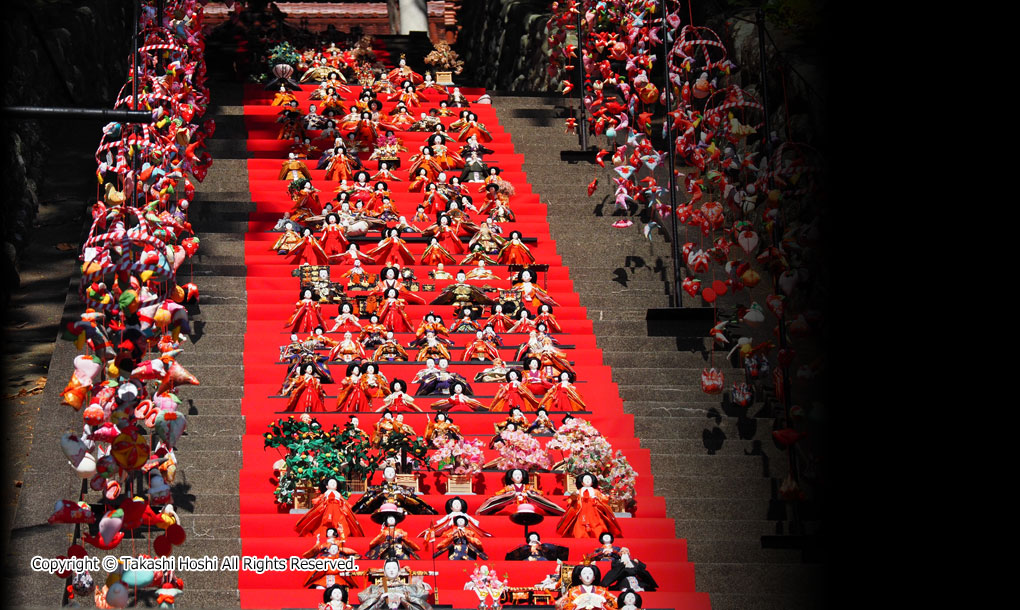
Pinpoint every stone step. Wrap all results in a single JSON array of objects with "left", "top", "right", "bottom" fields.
[
  {"left": 607, "top": 366, "right": 744, "bottom": 386},
  {"left": 673, "top": 518, "right": 786, "bottom": 541},
  {"left": 171, "top": 464, "right": 240, "bottom": 495},
  {"left": 603, "top": 350, "right": 710, "bottom": 368},
  {"left": 653, "top": 475, "right": 772, "bottom": 499},
  {"left": 174, "top": 449, "right": 244, "bottom": 469},
  {"left": 171, "top": 492, "right": 242, "bottom": 517},
  {"left": 624, "top": 417, "right": 765, "bottom": 440},
  {"left": 194, "top": 190, "right": 252, "bottom": 202},
  {"left": 664, "top": 497, "right": 771, "bottom": 521},
  {"left": 619, "top": 386, "right": 726, "bottom": 402},
  {"left": 642, "top": 437, "right": 777, "bottom": 456},
  {"left": 686, "top": 540, "right": 807, "bottom": 565},
  {"left": 705, "top": 593, "right": 821, "bottom": 610},
  {"left": 694, "top": 563, "right": 825, "bottom": 597},
  {"left": 646, "top": 454, "right": 771, "bottom": 478},
  {"left": 628, "top": 401, "right": 773, "bottom": 420},
  {"left": 596, "top": 335, "right": 688, "bottom": 351}
]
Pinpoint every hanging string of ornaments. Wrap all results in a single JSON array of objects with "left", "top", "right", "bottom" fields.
[{"left": 52, "top": 1, "right": 212, "bottom": 607}]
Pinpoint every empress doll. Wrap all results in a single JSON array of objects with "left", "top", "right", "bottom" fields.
[
  {"left": 351, "top": 466, "right": 438, "bottom": 515},
  {"left": 294, "top": 477, "right": 365, "bottom": 538},
  {"left": 556, "top": 472, "right": 623, "bottom": 539},
  {"left": 513, "top": 268, "right": 560, "bottom": 307}
]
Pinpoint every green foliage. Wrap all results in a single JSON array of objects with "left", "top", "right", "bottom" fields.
[{"left": 267, "top": 42, "right": 300, "bottom": 68}]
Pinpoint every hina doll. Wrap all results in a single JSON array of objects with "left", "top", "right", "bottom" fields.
[
  {"left": 319, "top": 87, "right": 347, "bottom": 114},
  {"left": 379, "top": 379, "right": 422, "bottom": 412},
  {"left": 271, "top": 85, "right": 297, "bottom": 106},
  {"left": 600, "top": 550, "right": 658, "bottom": 592},
  {"left": 422, "top": 215, "right": 466, "bottom": 255},
  {"left": 448, "top": 88, "right": 469, "bottom": 108},
  {"left": 468, "top": 219, "right": 505, "bottom": 254},
  {"left": 445, "top": 199, "right": 481, "bottom": 235},
  {"left": 280, "top": 152, "right": 312, "bottom": 180},
  {"left": 474, "top": 356, "right": 511, "bottom": 383},
  {"left": 479, "top": 182, "right": 510, "bottom": 215},
  {"left": 527, "top": 408, "right": 558, "bottom": 435},
  {"left": 509, "top": 309, "right": 536, "bottom": 334},
  {"left": 430, "top": 382, "right": 488, "bottom": 413},
  {"left": 518, "top": 332, "right": 575, "bottom": 377},
  {"left": 521, "top": 357, "right": 554, "bottom": 396},
  {"left": 319, "top": 585, "right": 354, "bottom": 610},
  {"left": 585, "top": 532, "right": 623, "bottom": 562},
  {"left": 372, "top": 161, "right": 401, "bottom": 182},
  {"left": 428, "top": 263, "right": 454, "bottom": 280},
  {"left": 282, "top": 365, "right": 327, "bottom": 413},
  {"left": 372, "top": 266, "right": 426, "bottom": 305},
  {"left": 497, "top": 231, "right": 536, "bottom": 265},
  {"left": 330, "top": 303, "right": 362, "bottom": 333},
  {"left": 290, "top": 228, "right": 330, "bottom": 266},
  {"left": 365, "top": 181, "right": 391, "bottom": 214},
  {"left": 560, "top": 565, "right": 618, "bottom": 610},
  {"left": 278, "top": 107, "right": 306, "bottom": 140},
  {"left": 419, "top": 497, "right": 490, "bottom": 544},
  {"left": 303, "top": 529, "right": 360, "bottom": 590},
  {"left": 460, "top": 152, "right": 488, "bottom": 182},
  {"left": 462, "top": 331, "right": 499, "bottom": 362},
  {"left": 342, "top": 111, "right": 380, "bottom": 153},
  {"left": 514, "top": 268, "right": 560, "bottom": 307},
  {"left": 335, "top": 363, "right": 371, "bottom": 412},
  {"left": 535, "top": 303, "right": 562, "bottom": 333},
  {"left": 421, "top": 183, "right": 450, "bottom": 215},
  {"left": 320, "top": 213, "right": 351, "bottom": 259},
  {"left": 359, "top": 362, "right": 390, "bottom": 400},
  {"left": 351, "top": 466, "right": 438, "bottom": 515},
  {"left": 420, "top": 237, "right": 456, "bottom": 266},
  {"left": 272, "top": 221, "right": 303, "bottom": 253},
  {"left": 376, "top": 288, "right": 414, "bottom": 333},
  {"left": 504, "top": 532, "right": 569, "bottom": 561},
  {"left": 426, "top": 133, "right": 465, "bottom": 170},
  {"left": 330, "top": 331, "right": 368, "bottom": 363},
  {"left": 341, "top": 259, "right": 369, "bottom": 286},
  {"left": 449, "top": 306, "right": 481, "bottom": 333},
  {"left": 433, "top": 515, "right": 487, "bottom": 560},
  {"left": 389, "top": 105, "right": 417, "bottom": 130},
  {"left": 556, "top": 473, "right": 623, "bottom": 539},
  {"left": 387, "top": 57, "right": 423, "bottom": 86},
  {"left": 355, "top": 559, "right": 433, "bottom": 610},
  {"left": 373, "top": 332, "right": 410, "bottom": 362},
  {"left": 366, "top": 512, "right": 421, "bottom": 560},
  {"left": 371, "top": 411, "right": 413, "bottom": 447},
  {"left": 335, "top": 243, "right": 377, "bottom": 266},
  {"left": 410, "top": 313, "right": 453, "bottom": 348},
  {"left": 408, "top": 167, "right": 433, "bottom": 193},
  {"left": 466, "top": 261, "right": 498, "bottom": 281},
  {"left": 490, "top": 409, "right": 531, "bottom": 449},
  {"left": 457, "top": 112, "right": 494, "bottom": 142},
  {"left": 485, "top": 304, "right": 514, "bottom": 334},
  {"left": 461, "top": 244, "right": 498, "bottom": 266},
  {"left": 417, "top": 358, "right": 473, "bottom": 396},
  {"left": 539, "top": 372, "right": 587, "bottom": 412},
  {"left": 459, "top": 135, "right": 494, "bottom": 159},
  {"left": 392, "top": 81, "right": 424, "bottom": 107},
  {"left": 477, "top": 469, "right": 565, "bottom": 516},
  {"left": 289, "top": 182, "right": 324, "bottom": 221},
  {"left": 408, "top": 146, "right": 443, "bottom": 182},
  {"left": 423, "top": 412, "right": 461, "bottom": 447},
  {"left": 617, "top": 590, "right": 643, "bottom": 610},
  {"left": 489, "top": 369, "right": 541, "bottom": 413},
  {"left": 287, "top": 290, "right": 327, "bottom": 333},
  {"left": 366, "top": 228, "right": 415, "bottom": 266},
  {"left": 429, "top": 269, "right": 495, "bottom": 306},
  {"left": 295, "top": 477, "right": 365, "bottom": 538},
  {"left": 348, "top": 171, "right": 375, "bottom": 207},
  {"left": 325, "top": 142, "right": 358, "bottom": 182},
  {"left": 418, "top": 72, "right": 447, "bottom": 95}
]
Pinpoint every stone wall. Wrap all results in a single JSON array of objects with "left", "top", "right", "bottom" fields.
[
  {"left": 1, "top": 0, "right": 132, "bottom": 294},
  {"left": 454, "top": 0, "right": 558, "bottom": 92}
]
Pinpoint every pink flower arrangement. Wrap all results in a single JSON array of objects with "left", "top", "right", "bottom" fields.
[
  {"left": 495, "top": 429, "right": 551, "bottom": 471},
  {"left": 429, "top": 437, "right": 485, "bottom": 475},
  {"left": 607, "top": 450, "right": 637, "bottom": 502}
]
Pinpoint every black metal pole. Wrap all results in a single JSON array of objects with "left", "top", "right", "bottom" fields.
[
  {"left": 1, "top": 107, "right": 151, "bottom": 122},
  {"left": 662, "top": 0, "right": 682, "bottom": 308},
  {"left": 757, "top": 6, "right": 800, "bottom": 535}
]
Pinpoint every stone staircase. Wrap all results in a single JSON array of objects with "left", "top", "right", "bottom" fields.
[{"left": 489, "top": 96, "right": 824, "bottom": 610}]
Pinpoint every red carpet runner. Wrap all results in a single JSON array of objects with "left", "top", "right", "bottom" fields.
[{"left": 239, "top": 83, "right": 711, "bottom": 609}]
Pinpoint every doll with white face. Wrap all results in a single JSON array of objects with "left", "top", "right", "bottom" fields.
[
  {"left": 476, "top": 469, "right": 565, "bottom": 516},
  {"left": 556, "top": 472, "right": 623, "bottom": 539}
]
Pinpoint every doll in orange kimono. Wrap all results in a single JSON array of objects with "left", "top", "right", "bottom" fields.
[
  {"left": 287, "top": 290, "right": 327, "bottom": 333},
  {"left": 302, "top": 527, "right": 360, "bottom": 590},
  {"left": 485, "top": 303, "right": 514, "bottom": 333},
  {"left": 407, "top": 167, "right": 433, "bottom": 193},
  {"left": 372, "top": 266, "right": 426, "bottom": 305},
  {"left": 295, "top": 477, "right": 366, "bottom": 538},
  {"left": 497, "top": 231, "right": 536, "bottom": 265},
  {"left": 457, "top": 112, "right": 494, "bottom": 142},
  {"left": 556, "top": 472, "right": 623, "bottom": 539}
]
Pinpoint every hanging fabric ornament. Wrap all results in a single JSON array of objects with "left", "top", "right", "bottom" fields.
[{"left": 701, "top": 368, "right": 724, "bottom": 394}]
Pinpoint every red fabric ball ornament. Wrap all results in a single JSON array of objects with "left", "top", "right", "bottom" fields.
[
  {"left": 701, "top": 287, "right": 717, "bottom": 303},
  {"left": 153, "top": 534, "right": 172, "bottom": 557},
  {"left": 166, "top": 524, "right": 186, "bottom": 545},
  {"left": 712, "top": 280, "right": 727, "bottom": 296},
  {"left": 67, "top": 544, "right": 87, "bottom": 558}
]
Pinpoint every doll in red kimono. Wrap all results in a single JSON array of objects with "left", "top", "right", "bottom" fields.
[
  {"left": 497, "top": 231, "right": 536, "bottom": 265},
  {"left": 282, "top": 364, "right": 328, "bottom": 413},
  {"left": 539, "top": 371, "right": 588, "bottom": 412},
  {"left": 336, "top": 362, "right": 372, "bottom": 412},
  {"left": 287, "top": 290, "right": 327, "bottom": 333},
  {"left": 489, "top": 368, "right": 541, "bottom": 413},
  {"left": 290, "top": 228, "right": 330, "bottom": 266},
  {"left": 367, "top": 228, "right": 415, "bottom": 266},
  {"left": 320, "top": 213, "right": 351, "bottom": 260},
  {"left": 556, "top": 472, "right": 623, "bottom": 539},
  {"left": 376, "top": 288, "right": 414, "bottom": 333},
  {"left": 295, "top": 477, "right": 365, "bottom": 538}
]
